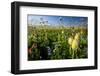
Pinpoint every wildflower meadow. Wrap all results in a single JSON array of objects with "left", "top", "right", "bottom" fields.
[{"left": 28, "top": 15, "right": 88, "bottom": 60}]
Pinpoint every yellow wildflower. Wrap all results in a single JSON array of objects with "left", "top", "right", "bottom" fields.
[
  {"left": 62, "top": 30, "right": 64, "bottom": 34},
  {"left": 74, "top": 33, "right": 80, "bottom": 40},
  {"left": 68, "top": 37, "right": 73, "bottom": 45},
  {"left": 71, "top": 39, "right": 79, "bottom": 50}
]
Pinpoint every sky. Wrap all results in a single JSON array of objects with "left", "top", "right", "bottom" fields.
[{"left": 28, "top": 15, "right": 88, "bottom": 27}]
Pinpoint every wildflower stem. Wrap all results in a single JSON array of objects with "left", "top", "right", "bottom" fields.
[{"left": 72, "top": 49, "right": 74, "bottom": 59}]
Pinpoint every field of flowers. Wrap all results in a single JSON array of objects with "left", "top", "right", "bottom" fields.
[{"left": 28, "top": 25, "right": 88, "bottom": 60}]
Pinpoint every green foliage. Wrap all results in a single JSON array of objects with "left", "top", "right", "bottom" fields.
[{"left": 28, "top": 26, "right": 88, "bottom": 60}]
